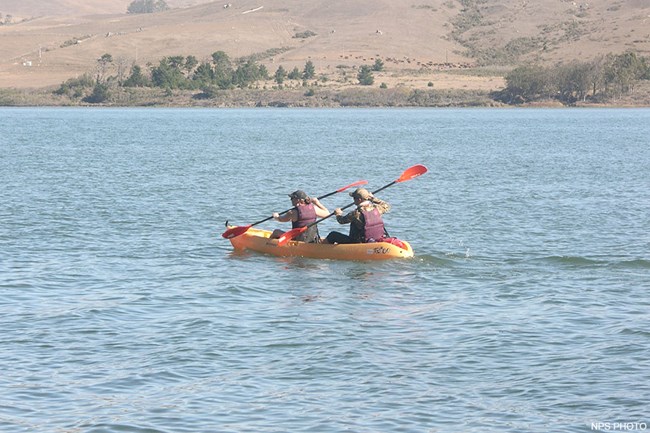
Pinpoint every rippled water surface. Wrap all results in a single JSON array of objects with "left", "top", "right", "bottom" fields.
[{"left": 1, "top": 107, "right": 649, "bottom": 433}]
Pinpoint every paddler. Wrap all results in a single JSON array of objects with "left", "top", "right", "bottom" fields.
[
  {"left": 270, "top": 190, "right": 329, "bottom": 243},
  {"left": 322, "top": 188, "right": 391, "bottom": 244}
]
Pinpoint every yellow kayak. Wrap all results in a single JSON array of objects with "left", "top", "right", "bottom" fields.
[{"left": 227, "top": 227, "right": 414, "bottom": 261}]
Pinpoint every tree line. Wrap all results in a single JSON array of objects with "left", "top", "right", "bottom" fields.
[
  {"left": 53, "top": 50, "right": 387, "bottom": 103},
  {"left": 54, "top": 51, "right": 322, "bottom": 102},
  {"left": 53, "top": 48, "right": 649, "bottom": 105},
  {"left": 495, "top": 51, "right": 650, "bottom": 104}
]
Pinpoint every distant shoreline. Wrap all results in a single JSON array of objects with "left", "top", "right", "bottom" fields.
[{"left": 2, "top": 85, "right": 650, "bottom": 108}]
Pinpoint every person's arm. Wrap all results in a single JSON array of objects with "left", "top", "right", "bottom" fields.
[
  {"left": 311, "top": 197, "right": 330, "bottom": 218},
  {"left": 273, "top": 209, "right": 296, "bottom": 223},
  {"left": 335, "top": 208, "right": 356, "bottom": 224}
]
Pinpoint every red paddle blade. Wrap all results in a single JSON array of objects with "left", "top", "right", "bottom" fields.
[
  {"left": 277, "top": 227, "right": 306, "bottom": 246},
  {"left": 397, "top": 164, "right": 428, "bottom": 183},
  {"left": 221, "top": 225, "right": 251, "bottom": 239},
  {"left": 336, "top": 179, "right": 368, "bottom": 193}
]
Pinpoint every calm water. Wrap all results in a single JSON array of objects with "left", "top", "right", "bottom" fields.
[{"left": 1, "top": 107, "right": 649, "bottom": 433}]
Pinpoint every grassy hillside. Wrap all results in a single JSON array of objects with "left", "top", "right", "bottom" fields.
[
  {"left": 0, "top": 0, "right": 208, "bottom": 18},
  {"left": 450, "top": 0, "right": 650, "bottom": 65},
  {"left": 0, "top": 0, "right": 648, "bottom": 95}
]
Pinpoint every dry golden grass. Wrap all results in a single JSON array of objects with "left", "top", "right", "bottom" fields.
[{"left": 0, "top": 0, "right": 648, "bottom": 91}]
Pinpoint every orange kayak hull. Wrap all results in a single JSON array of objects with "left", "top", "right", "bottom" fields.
[{"left": 227, "top": 227, "right": 414, "bottom": 261}]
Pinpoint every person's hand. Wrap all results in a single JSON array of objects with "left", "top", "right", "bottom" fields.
[
  {"left": 334, "top": 208, "right": 342, "bottom": 216},
  {"left": 272, "top": 212, "right": 280, "bottom": 219}
]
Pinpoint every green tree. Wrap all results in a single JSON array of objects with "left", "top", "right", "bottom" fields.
[
  {"left": 604, "top": 51, "right": 647, "bottom": 95},
  {"left": 501, "top": 64, "right": 550, "bottom": 103},
  {"left": 640, "top": 57, "right": 650, "bottom": 80},
  {"left": 259, "top": 64, "right": 270, "bottom": 80},
  {"left": 211, "top": 51, "right": 232, "bottom": 71},
  {"left": 167, "top": 55, "right": 185, "bottom": 69},
  {"left": 288, "top": 67, "right": 302, "bottom": 80},
  {"left": 184, "top": 55, "right": 198, "bottom": 75},
  {"left": 211, "top": 51, "right": 233, "bottom": 89},
  {"left": 587, "top": 56, "right": 608, "bottom": 98},
  {"left": 123, "top": 65, "right": 150, "bottom": 87},
  {"left": 274, "top": 66, "right": 287, "bottom": 85},
  {"left": 556, "top": 61, "right": 593, "bottom": 103},
  {"left": 233, "top": 60, "right": 263, "bottom": 88},
  {"left": 192, "top": 62, "right": 214, "bottom": 86},
  {"left": 303, "top": 60, "right": 315, "bottom": 79},
  {"left": 96, "top": 53, "right": 113, "bottom": 82},
  {"left": 357, "top": 65, "right": 374, "bottom": 85},
  {"left": 372, "top": 58, "right": 384, "bottom": 72},
  {"left": 150, "top": 57, "right": 189, "bottom": 89}
]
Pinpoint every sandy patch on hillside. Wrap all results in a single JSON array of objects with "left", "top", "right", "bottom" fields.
[{"left": 370, "top": 72, "right": 505, "bottom": 91}]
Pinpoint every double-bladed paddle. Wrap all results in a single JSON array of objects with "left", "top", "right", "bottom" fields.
[
  {"left": 277, "top": 164, "right": 428, "bottom": 246},
  {"left": 221, "top": 180, "right": 369, "bottom": 239}
]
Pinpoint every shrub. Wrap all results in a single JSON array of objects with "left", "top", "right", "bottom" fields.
[
  {"left": 53, "top": 74, "right": 94, "bottom": 98},
  {"left": 293, "top": 30, "right": 316, "bottom": 39},
  {"left": 60, "top": 35, "right": 91, "bottom": 48},
  {"left": 83, "top": 83, "right": 110, "bottom": 103},
  {"left": 197, "top": 85, "right": 219, "bottom": 99},
  {"left": 127, "top": 0, "right": 169, "bottom": 14}
]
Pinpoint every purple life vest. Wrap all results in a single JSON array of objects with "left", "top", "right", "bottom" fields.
[
  {"left": 292, "top": 203, "right": 316, "bottom": 228},
  {"left": 361, "top": 207, "right": 385, "bottom": 242},
  {"left": 292, "top": 203, "right": 319, "bottom": 243}
]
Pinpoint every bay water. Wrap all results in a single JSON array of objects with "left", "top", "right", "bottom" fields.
[{"left": 1, "top": 107, "right": 649, "bottom": 433}]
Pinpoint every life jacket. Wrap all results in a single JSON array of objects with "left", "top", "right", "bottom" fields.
[
  {"left": 292, "top": 203, "right": 319, "bottom": 243},
  {"left": 360, "top": 207, "right": 385, "bottom": 243}
]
